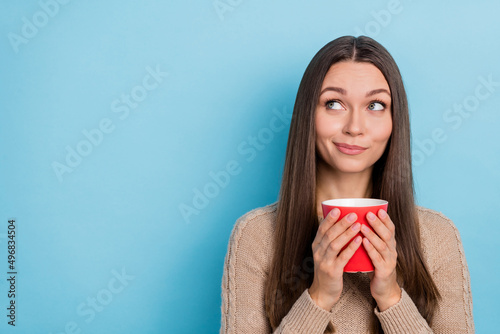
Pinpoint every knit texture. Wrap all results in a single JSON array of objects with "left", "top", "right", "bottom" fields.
[{"left": 220, "top": 203, "right": 475, "bottom": 333}]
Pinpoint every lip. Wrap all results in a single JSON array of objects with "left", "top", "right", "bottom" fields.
[{"left": 334, "top": 143, "right": 367, "bottom": 155}]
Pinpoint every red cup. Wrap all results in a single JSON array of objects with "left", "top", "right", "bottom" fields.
[{"left": 321, "top": 198, "right": 388, "bottom": 273}]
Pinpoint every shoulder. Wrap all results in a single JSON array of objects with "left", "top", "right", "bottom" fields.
[
  {"left": 229, "top": 202, "right": 278, "bottom": 244},
  {"left": 233, "top": 201, "right": 278, "bottom": 229},
  {"left": 417, "top": 206, "right": 459, "bottom": 238},
  {"left": 415, "top": 206, "right": 459, "bottom": 234},
  {"left": 225, "top": 202, "right": 278, "bottom": 272},
  {"left": 415, "top": 206, "right": 466, "bottom": 272}
]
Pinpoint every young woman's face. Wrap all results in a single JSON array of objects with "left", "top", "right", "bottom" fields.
[{"left": 315, "top": 61, "right": 393, "bottom": 176}]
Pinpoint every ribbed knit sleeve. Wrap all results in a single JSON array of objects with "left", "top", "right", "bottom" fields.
[
  {"left": 220, "top": 204, "right": 332, "bottom": 334},
  {"left": 274, "top": 290, "right": 331, "bottom": 333},
  {"left": 417, "top": 207, "right": 475, "bottom": 333},
  {"left": 375, "top": 289, "right": 432, "bottom": 333}
]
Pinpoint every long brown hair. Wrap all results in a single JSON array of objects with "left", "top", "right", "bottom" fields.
[{"left": 264, "top": 36, "right": 440, "bottom": 333}]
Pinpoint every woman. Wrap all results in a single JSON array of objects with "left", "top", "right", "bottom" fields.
[{"left": 220, "top": 36, "right": 474, "bottom": 333}]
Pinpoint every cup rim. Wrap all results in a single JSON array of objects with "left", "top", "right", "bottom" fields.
[{"left": 321, "top": 198, "right": 388, "bottom": 207}]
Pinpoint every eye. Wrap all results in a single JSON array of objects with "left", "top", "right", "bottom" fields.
[
  {"left": 326, "top": 100, "right": 343, "bottom": 110},
  {"left": 368, "top": 101, "right": 385, "bottom": 111}
]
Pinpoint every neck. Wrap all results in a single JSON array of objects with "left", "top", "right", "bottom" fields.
[{"left": 316, "top": 161, "right": 373, "bottom": 217}]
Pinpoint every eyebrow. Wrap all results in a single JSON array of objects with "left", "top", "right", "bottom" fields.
[
  {"left": 320, "top": 87, "right": 391, "bottom": 97},
  {"left": 366, "top": 88, "right": 391, "bottom": 97}
]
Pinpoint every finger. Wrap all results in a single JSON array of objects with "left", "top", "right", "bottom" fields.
[
  {"left": 318, "top": 213, "right": 358, "bottom": 255},
  {"left": 366, "top": 211, "right": 393, "bottom": 244},
  {"left": 335, "top": 236, "right": 363, "bottom": 268},
  {"left": 378, "top": 209, "right": 396, "bottom": 242},
  {"left": 313, "top": 209, "right": 342, "bottom": 257},
  {"left": 322, "top": 222, "right": 361, "bottom": 259},
  {"left": 362, "top": 237, "right": 384, "bottom": 267},
  {"left": 360, "top": 223, "right": 389, "bottom": 256},
  {"left": 313, "top": 208, "right": 340, "bottom": 249},
  {"left": 378, "top": 209, "right": 395, "bottom": 235}
]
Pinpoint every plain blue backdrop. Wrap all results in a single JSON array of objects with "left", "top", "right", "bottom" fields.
[{"left": 1, "top": 1, "right": 499, "bottom": 333}]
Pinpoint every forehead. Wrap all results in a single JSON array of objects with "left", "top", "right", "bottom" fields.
[{"left": 321, "top": 61, "right": 390, "bottom": 92}]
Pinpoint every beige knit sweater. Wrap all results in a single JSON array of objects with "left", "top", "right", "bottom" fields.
[{"left": 220, "top": 203, "right": 474, "bottom": 333}]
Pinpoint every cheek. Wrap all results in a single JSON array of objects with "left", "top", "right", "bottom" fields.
[
  {"left": 373, "top": 117, "right": 393, "bottom": 143},
  {"left": 315, "top": 111, "right": 342, "bottom": 141}
]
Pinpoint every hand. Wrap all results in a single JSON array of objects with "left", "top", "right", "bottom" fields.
[
  {"left": 308, "top": 208, "right": 362, "bottom": 311},
  {"left": 361, "top": 209, "right": 401, "bottom": 311}
]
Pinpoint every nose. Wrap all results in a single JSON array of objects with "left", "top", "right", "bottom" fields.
[{"left": 343, "top": 109, "right": 364, "bottom": 136}]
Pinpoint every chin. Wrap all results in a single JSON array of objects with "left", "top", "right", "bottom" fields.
[
  {"left": 337, "top": 167, "right": 371, "bottom": 174},
  {"left": 330, "top": 161, "right": 373, "bottom": 174}
]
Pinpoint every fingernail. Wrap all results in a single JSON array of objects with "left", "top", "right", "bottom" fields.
[
  {"left": 354, "top": 236, "right": 362, "bottom": 243},
  {"left": 346, "top": 213, "right": 357, "bottom": 223},
  {"left": 351, "top": 223, "right": 360, "bottom": 231},
  {"left": 367, "top": 212, "right": 376, "bottom": 221},
  {"left": 330, "top": 208, "right": 340, "bottom": 217},
  {"left": 379, "top": 209, "right": 387, "bottom": 219}
]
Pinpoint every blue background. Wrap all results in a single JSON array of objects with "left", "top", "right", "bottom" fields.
[{"left": 1, "top": 1, "right": 498, "bottom": 333}]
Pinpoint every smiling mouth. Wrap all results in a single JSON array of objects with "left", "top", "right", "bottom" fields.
[{"left": 334, "top": 143, "right": 367, "bottom": 155}]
